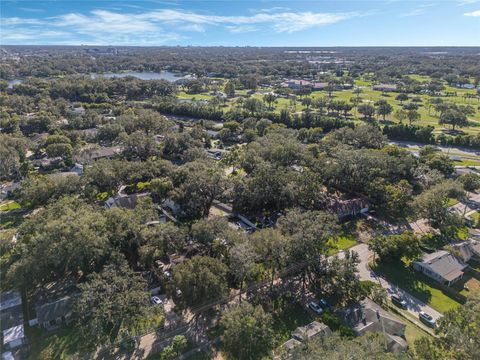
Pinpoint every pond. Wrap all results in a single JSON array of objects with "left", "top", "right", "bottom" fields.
[{"left": 89, "top": 71, "right": 186, "bottom": 82}]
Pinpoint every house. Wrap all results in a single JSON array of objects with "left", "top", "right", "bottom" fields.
[
  {"left": 1, "top": 291, "right": 25, "bottom": 351},
  {"left": 35, "top": 296, "right": 74, "bottom": 330},
  {"left": 292, "top": 321, "right": 332, "bottom": 342},
  {"left": 279, "top": 321, "right": 331, "bottom": 356},
  {"left": 328, "top": 198, "right": 369, "bottom": 219},
  {"left": 451, "top": 241, "right": 480, "bottom": 262},
  {"left": 31, "top": 156, "right": 64, "bottom": 170},
  {"left": 105, "top": 193, "right": 149, "bottom": 210},
  {"left": 311, "top": 82, "right": 329, "bottom": 91},
  {"left": 31, "top": 280, "right": 78, "bottom": 331},
  {"left": 0, "top": 182, "right": 20, "bottom": 201},
  {"left": 30, "top": 132, "right": 49, "bottom": 145},
  {"left": 70, "top": 163, "right": 84, "bottom": 176},
  {"left": 75, "top": 146, "right": 122, "bottom": 164},
  {"left": 413, "top": 250, "right": 467, "bottom": 286},
  {"left": 336, "top": 299, "right": 407, "bottom": 352},
  {"left": 68, "top": 105, "right": 85, "bottom": 116},
  {"left": 205, "top": 129, "right": 220, "bottom": 139},
  {"left": 373, "top": 84, "right": 398, "bottom": 92},
  {"left": 282, "top": 79, "right": 312, "bottom": 90},
  {"left": 282, "top": 338, "right": 301, "bottom": 351}
]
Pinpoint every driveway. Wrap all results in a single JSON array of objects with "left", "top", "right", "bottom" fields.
[{"left": 341, "top": 243, "right": 443, "bottom": 321}]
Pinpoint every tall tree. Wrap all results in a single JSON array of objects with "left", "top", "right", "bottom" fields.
[
  {"left": 74, "top": 257, "right": 161, "bottom": 348},
  {"left": 172, "top": 255, "right": 228, "bottom": 307},
  {"left": 220, "top": 302, "right": 273, "bottom": 360}
]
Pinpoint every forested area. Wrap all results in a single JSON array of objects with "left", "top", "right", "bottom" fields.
[{"left": 1, "top": 46, "right": 479, "bottom": 360}]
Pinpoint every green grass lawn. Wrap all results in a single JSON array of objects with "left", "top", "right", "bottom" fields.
[
  {"left": 470, "top": 211, "right": 480, "bottom": 227},
  {"left": 172, "top": 75, "right": 480, "bottom": 135},
  {"left": 454, "top": 159, "right": 480, "bottom": 167},
  {"left": 95, "top": 192, "right": 109, "bottom": 201},
  {"left": 136, "top": 181, "right": 151, "bottom": 191},
  {"left": 404, "top": 321, "right": 431, "bottom": 344},
  {"left": 0, "top": 201, "right": 21, "bottom": 212},
  {"left": 372, "top": 260, "right": 461, "bottom": 313},
  {"left": 327, "top": 235, "right": 357, "bottom": 255},
  {"left": 447, "top": 198, "right": 459, "bottom": 207},
  {"left": 26, "top": 325, "right": 87, "bottom": 359}
]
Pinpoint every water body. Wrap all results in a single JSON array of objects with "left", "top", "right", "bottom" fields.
[{"left": 89, "top": 71, "right": 185, "bottom": 82}]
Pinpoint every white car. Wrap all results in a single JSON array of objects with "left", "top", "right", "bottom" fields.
[
  {"left": 150, "top": 296, "right": 163, "bottom": 305},
  {"left": 419, "top": 311, "right": 436, "bottom": 327}
]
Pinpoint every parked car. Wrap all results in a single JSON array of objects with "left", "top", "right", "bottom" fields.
[
  {"left": 391, "top": 295, "right": 408, "bottom": 309},
  {"left": 419, "top": 311, "right": 436, "bottom": 327},
  {"left": 318, "top": 298, "right": 331, "bottom": 309},
  {"left": 150, "top": 296, "right": 163, "bottom": 305},
  {"left": 308, "top": 301, "right": 323, "bottom": 315}
]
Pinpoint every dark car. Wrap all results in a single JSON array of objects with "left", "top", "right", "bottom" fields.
[
  {"left": 391, "top": 295, "right": 408, "bottom": 309},
  {"left": 318, "top": 298, "right": 331, "bottom": 309},
  {"left": 419, "top": 311, "right": 436, "bottom": 328},
  {"left": 308, "top": 301, "right": 323, "bottom": 315}
]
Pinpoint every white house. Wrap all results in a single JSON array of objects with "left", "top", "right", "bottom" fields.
[{"left": 413, "top": 250, "right": 467, "bottom": 286}]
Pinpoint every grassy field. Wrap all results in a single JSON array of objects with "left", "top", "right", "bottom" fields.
[
  {"left": 177, "top": 75, "right": 480, "bottom": 135},
  {"left": 315, "top": 87, "right": 480, "bottom": 135},
  {"left": 0, "top": 201, "right": 21, "bottom": 212},
  {"left": 454, "top": 159, "right": 480, "bottom": 166},
  {"left": 405, "top": 322, "right": 431, "bottom": 344},
  {"left": 372, "top": 260, "right": 461, "bottom": 313},
  {"left": 327, "top": 235, "right": 357, "bottom": 255}
]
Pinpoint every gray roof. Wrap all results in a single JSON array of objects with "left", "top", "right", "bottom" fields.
[
  {"left": 0, "top": 291, "right": 23, "bottom": 332},
  {"left": 0, "top": 305, "right": 23, "bottom": 332},
  {"left": 282, "top": 338, "right": 301, "bottom": 350},
  {"left": 0, "top": 292, "right": 21, "bottom": 312},
  {"left": 35, "top": 296, "right": 73, "bottom": 324},
  {"left": 414, "top": 250, "right": 467, "bottom": 281},
  {"left": 336, "top": 299, "right": 406, "bottom": 338},
  {"left": 292, "top": 321, "right": 332, "bottom": 341},
  {"left": 3, "top": 325, "right": 24, "bottom": 346},
  {"left": 105, "top": 194, "right": 146, "bottom": 209}
]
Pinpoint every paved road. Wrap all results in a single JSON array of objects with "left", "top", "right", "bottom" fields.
[
  {"left": 342, "top": 243, "right": 443, "bottom": 321},
  {"left": 390, "top": 140, "right": 480, "bottom": 159}
]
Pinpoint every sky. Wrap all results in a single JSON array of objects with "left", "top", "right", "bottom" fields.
[{"left": 1, "top": 1, "right": 480, "bottom": 46}]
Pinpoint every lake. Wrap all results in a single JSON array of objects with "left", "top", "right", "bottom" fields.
[
  {"left": 89, "top": 71, "right": 185, "bottom": 82},
  {"left": 4, "top": 71, "right": 188, "bottom": 89}
]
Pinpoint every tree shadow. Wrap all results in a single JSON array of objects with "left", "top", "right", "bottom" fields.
[{"left": 372, "top": 260, "right": 432, "bottom": 306}]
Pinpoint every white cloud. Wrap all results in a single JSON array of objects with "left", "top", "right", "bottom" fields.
[
  {"left": 226, "top": 25, "right": 258, "bottom": 33},
  {"left": 400, "top": 4, "right": 434, "bottom": 17},
  {"left": 464, "top": 9, "right": 480, "bottom": 16},
  {"left": 1, "top": 7, "right": 359, "bottom": 45}
]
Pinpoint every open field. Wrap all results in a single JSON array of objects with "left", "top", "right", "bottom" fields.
[{"left": 173, "top": 75, "right": 480, "bottom": 136}]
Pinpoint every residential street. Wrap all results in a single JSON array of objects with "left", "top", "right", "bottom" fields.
[
  {"left": 390, "top": 140, "right": 480, "bottom": 161},
  {"left": 342, "top": 243, "right": 443, "bottom": 321}
]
